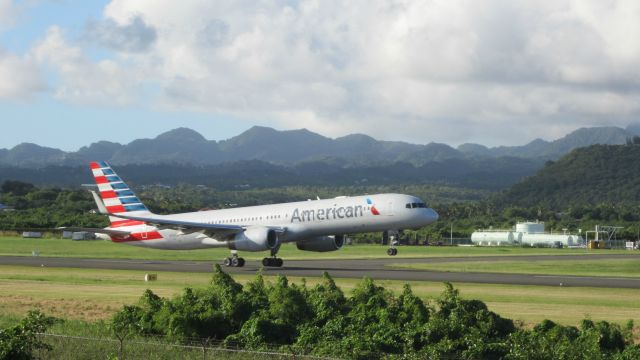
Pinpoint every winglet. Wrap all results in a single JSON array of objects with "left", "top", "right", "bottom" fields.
[{"left": 90, "top": 190, "right": 109, "bottom": 215}]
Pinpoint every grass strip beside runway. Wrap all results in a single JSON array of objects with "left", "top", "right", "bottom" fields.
[
  {"left": 0, "top": 236, "right": 632, "bottom": 261},
  {"left": 389, "top": 258, "right": 640, "bottom": 278},
  {"left": 0, "top": 264, "right": 638, "bottom": 328}
]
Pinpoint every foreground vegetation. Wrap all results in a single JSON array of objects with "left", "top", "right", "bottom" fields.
[
  {"left": 3, "top": 267, "right": 637, "bottom": 359},
  {"left": 107, "top": 267, "right": 640, "bottom": 359},
  {"left": 1, "top": 265, "right": 639, "bottom": 328}
]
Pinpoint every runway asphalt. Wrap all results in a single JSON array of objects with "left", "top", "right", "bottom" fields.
[{"left": 1, "top": 253, "right": 639, "bottom": 288}]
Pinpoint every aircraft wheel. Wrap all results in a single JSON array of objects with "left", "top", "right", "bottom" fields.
[
  {"left": 262, "top": 258, "right": 271, "bottom": 267},
  {"left": 223, "top": 257, "right": 232, "bottom": 267},
  {"left": 237, "top": 258, "right": 245, "bottom": 267},
  {"left": 387, "top": 248, "right": 398, "bottom": 256},
  {"left": 231, "top": 257, "right": 240, "bottom": 267},
  {"left": 275, "top": 258, "right": 283, "bottom": 267}
]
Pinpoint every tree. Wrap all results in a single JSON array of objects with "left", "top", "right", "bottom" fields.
[
  {"left": 0, "top": 310, "right": 58, "bottom": 360},
  {"left": 0, "top": 181, "right": 35, "bottom": 196}
]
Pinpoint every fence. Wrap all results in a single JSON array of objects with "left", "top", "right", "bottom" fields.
[{"left": 35, "top": 333, "right": 338, "bottom": 360}]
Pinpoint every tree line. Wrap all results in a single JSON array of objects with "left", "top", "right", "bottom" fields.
[{"left": 2, "top": 180, "right": 640, "bottom": 240}]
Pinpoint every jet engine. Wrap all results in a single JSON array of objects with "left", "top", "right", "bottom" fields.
[
  {"left": 296, "top": 235, "right": 344, "bottom": 252},
  {"left": 230, "top": 226, "right": 279, "bottom": 251}
]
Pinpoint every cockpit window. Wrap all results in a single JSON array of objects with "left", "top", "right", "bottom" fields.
[{"left": 407, "top": 202, "right": 427, "bottom": 209}]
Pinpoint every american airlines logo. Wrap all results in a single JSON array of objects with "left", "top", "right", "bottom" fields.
[
  {"left": 367, "top": 198, "right": 380, "bottom": 215},
  {"left": 290, "top": 198, "right": 379, "bottom": 223}
]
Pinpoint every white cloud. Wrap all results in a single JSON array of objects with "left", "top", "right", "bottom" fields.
[
  {"left": 14, "top": 0, "right": 640, "bottom": 145},
  {"left": 0, "top": 49, "right": 45, "bottom": 99},
  {"left": 0, "top": 0, "right": 20, "bottom": 31},
  {"left": 32, "top": 26, "right": 149, "bottom": 105},
  {"left": 84, "top": 16, "right": 157, "bottom": 52}
]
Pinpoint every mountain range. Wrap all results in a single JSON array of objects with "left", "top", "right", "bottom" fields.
[{"left": 1, "top": 125, "right": 639, "bottom": 168}]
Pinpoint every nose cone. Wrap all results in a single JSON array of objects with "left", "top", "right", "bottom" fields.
[{"left": 427, "top": 208, "right": 439, "bottom": 223}]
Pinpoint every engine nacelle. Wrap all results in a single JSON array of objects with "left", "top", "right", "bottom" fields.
[
  {"left": 230, "top": 226, "right": 279, "bottom": 251},
  {"left": 296, "top": 235, "right": 345, "bottom": 252}
]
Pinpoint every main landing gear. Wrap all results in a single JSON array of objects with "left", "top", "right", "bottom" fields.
[
  {"left": 262, "top": 257, "right": 283, "bottom": 267},
  {"left": 223, "top": 252, "right": 245, "bottom": 267},
  {"left": 262, "top": 245, "right": 284, "bottom": 267}
]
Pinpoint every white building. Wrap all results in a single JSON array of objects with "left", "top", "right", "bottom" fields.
[{"left": 471, "top": 221, "right": 584, "bottom": 247}]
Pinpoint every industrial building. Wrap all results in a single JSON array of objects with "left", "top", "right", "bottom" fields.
[{"left": 471, "top": 221, "right": 584, "bottom": 247}]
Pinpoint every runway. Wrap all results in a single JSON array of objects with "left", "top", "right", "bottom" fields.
[{"left": 1, "top": 254, "right": 639, "bottom": 289}]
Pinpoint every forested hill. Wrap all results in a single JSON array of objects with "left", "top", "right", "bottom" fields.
[
  {"left": 0, "top": 156, "right": 542, "bottom": 191},
  {"left": 496, "top": 143, "right": 640, "bottom": 208}
]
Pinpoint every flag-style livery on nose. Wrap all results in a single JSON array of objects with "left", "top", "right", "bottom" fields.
[{"left": 89, "top": 161, "right": 150, "bottom": 228}]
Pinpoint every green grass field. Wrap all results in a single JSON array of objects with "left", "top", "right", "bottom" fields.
[
  {"left": 0, "top": 264, "right": 639, "bottom": 328},
  {"left": 390, "top": 258, "right": 640, "bottom": 277},
  {"left": 2, "top": 236, "right": 639, "bottom": 333},
  {"left": 0, "top": 236, "right": 633, "bottom": 261}
]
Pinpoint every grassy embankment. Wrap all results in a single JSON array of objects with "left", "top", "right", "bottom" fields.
[
  {"left": 390, "top": 258, "right": 640, "bottom": 278},
  {"left": 0, "top": 264, "right": 638, "bottom": 329},
  {"left": 0, "top": 236, "right": 633, "bottom": 260}
]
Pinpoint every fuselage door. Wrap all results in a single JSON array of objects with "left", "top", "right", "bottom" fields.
[{"left": 385, "top": 201, "right": 394, "bottom": 216}]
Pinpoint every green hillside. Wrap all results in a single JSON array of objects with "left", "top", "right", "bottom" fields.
[{"left": 497, "top": 143, "right": 640, "bottom": 208}]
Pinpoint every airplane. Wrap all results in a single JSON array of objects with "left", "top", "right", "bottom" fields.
[{"left": 68, "top": 161, "right": 439, "bottom": 268}]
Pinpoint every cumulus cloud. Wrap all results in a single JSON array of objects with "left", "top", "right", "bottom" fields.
[
  {"left": 12, "top": 0, "right": 640, "bottom": 145},
  {"left": 32, "top": 26, "right": 148, "bottom": 105},
  {"left": 84, "top": 16, "right": 157, "bottom": 52},
  {"left": 0, "top": 0, "right": 20, "bottom": 31},
  {"left": 0, "top": 49, "right": 45, "bottom": 99}
]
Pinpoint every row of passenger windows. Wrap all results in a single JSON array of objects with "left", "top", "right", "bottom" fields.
[
  {"left": 209, "top": 214, "right": 283, "bottom": 224},
  {"left": 406, "top": 202, "right": 427, "bottom": 209},
  {"left": 207, "top": 205, "right": 377, "bottom": 224}
]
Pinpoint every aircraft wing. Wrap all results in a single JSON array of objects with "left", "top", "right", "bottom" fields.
[{"left": 108, "top": 213, "right": 245, "bottom": 239}]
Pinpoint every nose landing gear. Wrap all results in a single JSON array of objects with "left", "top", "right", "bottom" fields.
[{"left": 384, "top": 230, "right": 402, "bottom": 256}]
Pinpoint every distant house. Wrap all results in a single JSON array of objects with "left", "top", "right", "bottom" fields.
[{"left": 0, "top": 204, "right": 14, "bottom": 211}]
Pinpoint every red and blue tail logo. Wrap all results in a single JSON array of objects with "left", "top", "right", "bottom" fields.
[
  {"left": 90, "top": 161, "right": 153, "bottom": 230},
  {"left": 90, "top": 161, "right": 148, "bottom": 214},
  {"left": 367, "top": 198, "right": 380, "bottom": 215}
]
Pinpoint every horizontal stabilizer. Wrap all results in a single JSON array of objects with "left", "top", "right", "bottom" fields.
[
  {"left": 90, "top": 190, "right": 109, "bottom": 215},
  {"left": 57, "top": 227, "right": 131, "bottom": 236}
]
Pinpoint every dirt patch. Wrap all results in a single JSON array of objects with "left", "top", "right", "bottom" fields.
[{"left": 0, "top": 295, "right": 122, "bottom": 321}]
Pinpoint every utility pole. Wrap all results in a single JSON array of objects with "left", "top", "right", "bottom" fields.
[{"left": 450, "top": 223, "right": 453, "bottom": 245}]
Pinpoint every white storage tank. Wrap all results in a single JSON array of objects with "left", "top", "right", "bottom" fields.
[
  {"left": 471, "top": 231, "right": 514, "bottom": 246},
  {"left": 521, "top": 233, "right": 584, "bottom": 247},
  {"left": 516, "top": 221, "right": 545, "bottom": 234}
]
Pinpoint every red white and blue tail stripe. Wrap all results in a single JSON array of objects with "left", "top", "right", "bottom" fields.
[{"left": 89, "top": 161, "right": 151, "bottom": 228}]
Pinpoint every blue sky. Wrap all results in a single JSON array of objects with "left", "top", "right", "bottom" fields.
[
  {"left": 0, "top": 1, "right": 250, "bottom": 150},
  {"left": 1, "top": 1, "right": 639, "bottom": 151}
]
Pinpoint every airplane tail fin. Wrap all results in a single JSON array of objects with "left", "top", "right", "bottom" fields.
[{"left": 89, "top": 161, "right": 152, "bottom": 227}]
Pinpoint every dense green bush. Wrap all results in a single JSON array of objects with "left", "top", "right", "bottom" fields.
[
  {"left": 108, "top": 267, "right": 637, "bottom": 359},
  {"left": 0, "top": 310, "right": 58, "bottom": 360}
]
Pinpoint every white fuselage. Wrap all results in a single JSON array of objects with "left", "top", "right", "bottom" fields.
[{"left": 112, "top": 193, "right": 438, "bottom": 250}]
